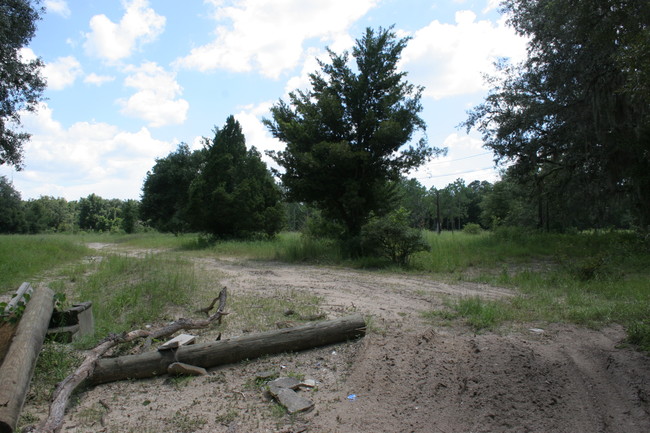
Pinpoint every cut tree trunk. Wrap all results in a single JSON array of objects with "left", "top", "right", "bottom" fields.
[
  {"left": 90, "top": 314, "right": 366, "bottom": 384},
  {"left": 0, "top": 287, "right": 54, "bottom": 433}
]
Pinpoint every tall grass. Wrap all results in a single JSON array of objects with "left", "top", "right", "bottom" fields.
[
  {"left": 0, "top": 235, "right": 90, "bottom": 292},
  {"left": 74, "top": 253, "right": 200, "bottom": 340},
  {"left": 418, "top": 229, "right": 650, "bottom": 349}
]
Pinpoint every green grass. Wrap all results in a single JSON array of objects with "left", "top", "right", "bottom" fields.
[
  {"left": 0, "top": 235, "right": 90, "bottom": 292},
  {"left": 69, "top": 253, "right": 202, "bottom": 341},
  {"left": 3, "top": 230, "right": 648, "bottom": 351},
  {"left": 417, "top": 229, "right": 650, "bottom": 349},
  {"left": 422, "top": 296, "right": 515, "bottom": 331},
  {"left": 29, "top": 342, "right": 84, "bottom": 402}
]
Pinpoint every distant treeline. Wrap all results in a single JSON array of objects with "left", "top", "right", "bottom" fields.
[{"left": 0, "top": 170, "right": 635, "bottom": 236}]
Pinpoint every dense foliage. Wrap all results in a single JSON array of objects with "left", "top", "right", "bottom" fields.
[
  {"left": 186, "top": 116, "right": 284, "bottom": 238},
  {"left": 464, "top": 0, "right": 650, "bottom": 230},
  {"left": 265, "top": 26, "right": 444, "bottom": 239},
  {"left": 0, "top": 175, "right": 24, "bottom": 232},
  {"left": 0, "top": 0, "right": 46, "bottom": 168},
  {"left": 140, "top": 143, "right": 205, "bottom": 234}
]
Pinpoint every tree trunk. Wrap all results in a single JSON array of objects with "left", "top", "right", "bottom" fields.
[
  {"left": 0, "top": 287, "right": 54, "bottom": 433},
  {"left": 90, "top": 314, "right": 366, "bottom": 385},
  {"left": 436, "top": 190, "right": 442, "bottom": 235}
]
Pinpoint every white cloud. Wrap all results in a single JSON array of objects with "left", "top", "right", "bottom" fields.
[
  {"left": 18, "top": 47, "right": 38, "bottom": 62},
  {"left": 175, "top": 0, "right": 377, "bottom": 79},
  {"left": 83, "top": 0, "right": 165, "bottom": 61},
  {"left": 84, "top": 72, "right": 116, "bottom": 85},
  {"left": 283, "top": 47, "right": 323, "bottom": 96},
  {"left": 234, "top": 102, "right": 284, "bottom": 169},
  {"left": 45, "top": 0, "right": 71, "bottom": 18},
  {"left": 119, "top": 62, "right": 189, "bottom": 127},
  {"left": 401, "top": 11, "right": 527, "bottom": 100},
  {"left": 7, "top": 103, "right": 175, "bottom": 200},
  {"left": 483, "top": 0, "right": 502, "bottom": 13},
  {"left": 42, "top": 56, "right": 83, "bottom": 90}
]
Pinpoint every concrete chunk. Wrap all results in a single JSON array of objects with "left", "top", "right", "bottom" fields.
[{"left": 271, "top": 388, "right": 314, "bottom": 414}]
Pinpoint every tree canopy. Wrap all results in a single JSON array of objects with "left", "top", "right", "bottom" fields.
[
  {"left": 464, "top": 0, "right": 650, "bottom": 229},
  {"left": 187, "top": 116, "right": 284, "bottom": 238},
  {"left": 265, "top": 26, "right": 444, "bottom": 238},
  {"left": 140, "top": 143, "right": 205, "bottom": 234},
  {"left": 0, "top": 0, "right": 46, "bottom": 169}
]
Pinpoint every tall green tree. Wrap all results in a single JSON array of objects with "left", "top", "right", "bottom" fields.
[
  {"left": 466, "top": 180, "right": 492, "bottom": 227},
  {"left": 0, "top": 0, "right": 46, "bottom": 168},
  {"left": 0, "top": 175, "right": 24, "bottom": 233},
  {"left": 187, "top": 116, "right": 284, "bottom": 238},
  {"left": 464, "top": 0, "right": 650, "bottom": 229},
  {"left": 121, "top": 199, "right": 139, "bottom": 234},
  {"left": 265, "top": 26, "right": 444, "bottom": 239},
  {"left": 140, "top": 143, "right": 204, "bottom": 233}
]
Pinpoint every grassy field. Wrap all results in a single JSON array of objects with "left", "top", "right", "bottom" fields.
[
  {"left": 2, "top": 229, "right": 649, "bottom": 351},
  {"left": 0, "top": 235, "right": 91, "bottom": 292}
]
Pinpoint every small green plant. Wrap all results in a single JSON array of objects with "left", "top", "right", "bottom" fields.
[
  {"left": 626, "top": 320, "right": 650, "bottom": 352},
  {"left": 0, "top": 292, "right": 30, "bottom": 324},
  {"left": 424, "top": 296, "right": 513, "bottom": 331},
  {"left": 269, "top": 402, "right": 287, "bottom": 418},
  {"left": 215, "top": 409, "right": 238, "bottom": 425}
]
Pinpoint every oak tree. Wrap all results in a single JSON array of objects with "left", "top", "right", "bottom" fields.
[
  {"left": 464, "top": 0, "right": 650, "bottom": 229},
  {"left": 0, "top": 0, "right": 46, "bottom": 168}
]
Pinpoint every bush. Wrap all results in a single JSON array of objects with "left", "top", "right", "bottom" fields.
[
  {"left": 361, "top": 208, "right": 430, "bottom": 266},
  {"left": 462, "top": 223, "right": 482, "bottom": 235}
]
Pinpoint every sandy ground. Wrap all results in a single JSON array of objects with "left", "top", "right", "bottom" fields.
[{"left": 16, "top": 246, "right": 650, "bottom": 433}]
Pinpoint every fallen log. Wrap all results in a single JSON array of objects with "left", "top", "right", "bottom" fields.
[
  {"left": 36, "top": 288, "right": 228, "bottom": 433},
  {"left": 0, "top": 287, "right": 54, "bottom": 433},
  {"left": 90, "top": 314, "right": 366, "bottom": 385}
]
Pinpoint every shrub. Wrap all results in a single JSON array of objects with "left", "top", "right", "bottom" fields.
[
  {"left": 462, "top": 223, "right": 482, "bottom": 235},
  {"left": 361, "top": 208, "right": 430, "bottom": 266}
]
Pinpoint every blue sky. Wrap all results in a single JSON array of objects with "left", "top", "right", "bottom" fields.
[{"left": 1, "top": 0, "right": 527, "bottom": 201}]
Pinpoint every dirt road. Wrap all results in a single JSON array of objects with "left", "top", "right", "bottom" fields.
[{"left": 24, "top": 249, "right": 650, "bottom": 433}]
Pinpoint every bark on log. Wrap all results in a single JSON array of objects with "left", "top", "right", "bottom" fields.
[
  {"left": 0, "top": 287, "right": 54, "bottom": 433},
  {"left": 91, "top": 314, "right": 366, "bottom": 385}
]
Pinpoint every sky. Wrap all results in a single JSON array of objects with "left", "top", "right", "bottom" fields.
[{"left": 1, "top": 0, "right": 528, "bottom": 201}]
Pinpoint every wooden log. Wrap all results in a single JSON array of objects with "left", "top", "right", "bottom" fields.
[
  {"left": 0, "top": 287, "right": 54, "bottom": 433},
  {"left": 91, "top": 314, "right": 366, "bottom": 385}
]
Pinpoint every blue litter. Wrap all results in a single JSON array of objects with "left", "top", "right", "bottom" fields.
[{"left": 347, "top": 394, "right": 357, "bottom": 400}]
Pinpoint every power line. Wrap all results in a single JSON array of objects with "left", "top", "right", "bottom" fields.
[
  {"left": 416, "top": 166, "right": 495, "bottom": 180},
  {"left": 426, "top": 151, "right": 492, "bottom": 165}
]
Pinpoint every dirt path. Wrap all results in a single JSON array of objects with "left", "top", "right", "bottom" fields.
[{"left": 23, "top": 247, "right": 650, "bottom": 433}]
